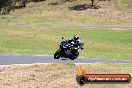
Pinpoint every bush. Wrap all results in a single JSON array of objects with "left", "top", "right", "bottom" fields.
[
  {"left": 0, "top": 0, "right": 28, "bottom": 15},
  {"left": 46, "top": 0, "right": 64, "bottom": 5},
  {"left": 0, "top": 0, "right": 13, "bottom": 15}
]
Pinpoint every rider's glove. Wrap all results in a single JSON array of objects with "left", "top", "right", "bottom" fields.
[{"left": 81, "top": 47, "right": 84, "bottom": 50}]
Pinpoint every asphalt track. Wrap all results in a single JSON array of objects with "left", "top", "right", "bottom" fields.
[{"left": 0, "top": 55, "right": 132, "bottom": 65}]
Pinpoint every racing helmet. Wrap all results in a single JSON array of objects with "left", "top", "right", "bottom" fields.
[{"left": 73, "top": 34, "right": 79, "bottom": 41}]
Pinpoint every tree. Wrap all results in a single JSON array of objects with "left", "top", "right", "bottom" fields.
[
  {"left": 0, "top": 0, "right": 13, "bottom": 15},
  {"left": 0, "top": 0, "right": 28, "bottom": 15}
]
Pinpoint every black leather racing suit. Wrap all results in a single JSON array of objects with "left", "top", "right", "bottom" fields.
[{"left": 67, "top": 39, "right": 84, "bottom": 50}]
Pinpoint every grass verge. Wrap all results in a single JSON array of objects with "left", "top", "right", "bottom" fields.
[{"left": 0, "top": 25, "right": 132, "bottom": 60}]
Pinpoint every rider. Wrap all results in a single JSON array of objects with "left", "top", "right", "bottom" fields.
[{"left": 68, "top": 34, "right": 84, "bottom": 50}]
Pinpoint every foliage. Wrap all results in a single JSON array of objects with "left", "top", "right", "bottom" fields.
[{"left": 0, "top": 0, "right": 27, "bottom": 15}]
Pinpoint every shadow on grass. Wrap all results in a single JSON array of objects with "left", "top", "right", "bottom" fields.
[
  {"left": 14, "top": 5, "right": 26, "bottom": 9},
  {"left": 49, "top": 2, "right": 59, "bottom": 5},
  {"left": 69, "top": 4, "right": 101, "bottom": 11},
  {"left": 32, "top": 0, "right": 46, "bottom": 2}
]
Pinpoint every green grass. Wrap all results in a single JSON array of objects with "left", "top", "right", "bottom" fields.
[
  {"left": 0, "top": 0, "right": 132, "bottom": 60},
  {"left": 100, "top": 63, "right": 132, "bottom": 70},
  {"left": 0, "top": 24, "right": 132, "bottom": 60}
]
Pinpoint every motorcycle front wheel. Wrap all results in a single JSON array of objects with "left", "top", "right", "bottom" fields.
[
  {"left": 70, "top": 55, "right": 78, "bottom": 60},
  {"left": 54, "top": 49, "right": 61, "bottom": 59},
  {"left": 70, "top": 51, "right": 79, "bottom": 60}
]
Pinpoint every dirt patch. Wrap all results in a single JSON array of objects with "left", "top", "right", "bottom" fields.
[
  {"left": 111, "top": 28, "right": 128, "bottom": 31},
  {"left": 79, "top": 8, "right": 121, "bottom": 16},
  {"left": 0, "top": 64, "right": 131, "bottom": 88},
  {"left": 76, "top": 8, "right": 123, "bottom": 22},
  {"left": 79, "top": 8, "right": 112, "bottom": 15}
]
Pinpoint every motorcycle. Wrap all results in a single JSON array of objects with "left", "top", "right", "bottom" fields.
[{"left": 54, "top": 37, "right": 83, "bottom": 60}]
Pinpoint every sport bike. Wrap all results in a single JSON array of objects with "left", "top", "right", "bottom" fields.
[{"left": 54, "top": 37, "right": 83, "bottom": 60}]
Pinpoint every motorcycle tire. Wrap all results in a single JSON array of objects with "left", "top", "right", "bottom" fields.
[
  {"left": 70, "top": 55, "right": 77, "bottom": 60},
  {"left": 54, "top": 49, "right": 61, "bottom": 59},
  {"left": 70, "top": 51, "right": 79, "bottom": 60}
]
